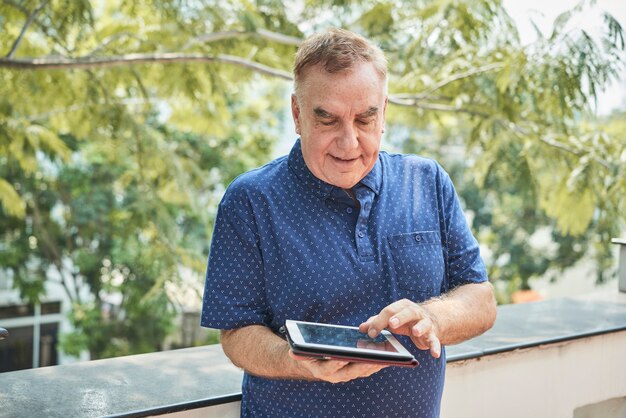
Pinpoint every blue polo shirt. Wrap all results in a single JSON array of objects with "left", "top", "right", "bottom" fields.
[{"left": 201, "top": 139, "right": 487, "bottom": 417}]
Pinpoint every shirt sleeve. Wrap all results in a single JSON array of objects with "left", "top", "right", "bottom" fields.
[
  {"left": 200, "top": 196, "right": 269, "bottom": 330},
  {"left": 438, "top": 165, "right": 488, "bottom": 290}
]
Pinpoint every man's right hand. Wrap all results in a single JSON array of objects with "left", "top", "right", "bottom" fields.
[
  {"left": 288, "top": 350, "right": 387, "bottom": 384},
  {"left": 221, "top": 325, "right": 387, "bottom": 382}
]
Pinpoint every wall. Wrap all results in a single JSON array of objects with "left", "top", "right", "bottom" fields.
[{"left": 441, "top": 330, "right": 626, "bottom": 418}]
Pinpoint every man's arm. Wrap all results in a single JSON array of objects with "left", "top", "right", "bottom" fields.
[
  {"left": 221, "top": 325, "right": 387, "bottom": 383},
  {"left": 221, "top": 325, "right": 302, "bottom": 379},
  {"left": 360, "top": 281, "right": 496, "bottom": 358}
]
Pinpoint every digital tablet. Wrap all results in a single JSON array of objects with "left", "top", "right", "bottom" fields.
[{"left": 284, "top": 320, "right": 418, "bottom": 367}]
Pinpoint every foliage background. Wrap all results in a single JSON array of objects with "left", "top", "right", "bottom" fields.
[{"left": 0, "top": 0, "right": 624, "bottom": 359}]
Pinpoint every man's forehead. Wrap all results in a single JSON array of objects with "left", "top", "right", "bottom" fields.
[{"left": 298, "top": 62, "right": 386, "bottom": 92}]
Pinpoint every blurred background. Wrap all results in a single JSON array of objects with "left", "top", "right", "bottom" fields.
[{"left": 0, "top": 0, "right": 624, "bottom": 372}]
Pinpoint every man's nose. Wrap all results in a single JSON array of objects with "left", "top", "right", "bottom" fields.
[{"left": 336, "top": 123, "right": 358, "bottom": 150}]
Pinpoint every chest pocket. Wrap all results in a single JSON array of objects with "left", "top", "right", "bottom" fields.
[{"left": 387, "top": 231, "right": 445, "bottom": 295}]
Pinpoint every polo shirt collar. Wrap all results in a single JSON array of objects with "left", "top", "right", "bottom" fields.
[
  {"left": 359, "top": 155, "right": 382, "bottom": 195},
  {"left": 288, "top": 139, "right": 382, "bottom": 199}
]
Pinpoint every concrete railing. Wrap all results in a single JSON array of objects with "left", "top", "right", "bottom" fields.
[
  {"left": 443, "top": 328, "right": 626, "bottom": 417},
  {"left": 1, "top": 288, "right": 625, "bottom": 418}
]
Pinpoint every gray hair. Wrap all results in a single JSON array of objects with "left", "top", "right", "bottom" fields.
[{"left": 293, "top": 28, "right": 388, "bottom": 96}]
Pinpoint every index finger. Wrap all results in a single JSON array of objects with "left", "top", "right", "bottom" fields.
[{"left": 362, "top": 299, "right": 413, "bottom": 338}]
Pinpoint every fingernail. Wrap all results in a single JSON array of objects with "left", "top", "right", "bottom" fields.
[
  {"left": 389, "top": 318, "right": 399, "bottom": 328},
  {"left": 368, "top": 329, "right": 377, "bottom": 338}
]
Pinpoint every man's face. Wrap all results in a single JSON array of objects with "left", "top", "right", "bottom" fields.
[{"left": 291, "top": 62, "right": 388, "bottom": 190}]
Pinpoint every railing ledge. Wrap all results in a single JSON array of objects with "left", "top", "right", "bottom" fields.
[{"left": 1, "top": 291, "right": 626, "bottom": 417}]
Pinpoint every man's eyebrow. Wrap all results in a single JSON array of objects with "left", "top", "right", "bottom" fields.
[
  {"left": 356, "top": 106, "right": 379, "bottom": 118},
  {"left": 313, "top": 107, "right": 335, "bottom": 118},
  {"left": 313, "top": 106, "right": 379, "bottom": 119}
]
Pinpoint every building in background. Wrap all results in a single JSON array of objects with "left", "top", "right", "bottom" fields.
[{"left": 0, "top": 272, "right": 80, "bottom": 372}]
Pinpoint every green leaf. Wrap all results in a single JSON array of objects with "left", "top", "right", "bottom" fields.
[{"left": 0, "top": 178, "right": 26, "bottom": 218}]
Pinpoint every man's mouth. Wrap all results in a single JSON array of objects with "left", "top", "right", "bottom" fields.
[{"left": 331, "top": 155, "right": 358, "bottom": 164}]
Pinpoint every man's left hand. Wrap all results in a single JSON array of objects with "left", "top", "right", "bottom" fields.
[{"left": 359, "top": 299, "right": 442, "bottom": 358}]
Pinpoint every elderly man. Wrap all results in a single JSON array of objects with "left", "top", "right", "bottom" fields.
[{"left": 201, "top": 28, "right": 496, "bottom": 417}]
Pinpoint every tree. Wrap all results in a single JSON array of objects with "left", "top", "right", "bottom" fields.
[
  {"left": 0, "top": 0, "right": 624, "bottom": 356},
  {"left": 373, "top": 0, "right": 625, "bottom": 297},
  {"left": 1, "top": 0, "right": 289, "bottom": 358}
]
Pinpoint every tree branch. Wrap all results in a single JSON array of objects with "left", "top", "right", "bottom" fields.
[
  {"left": 388, "top": 96, "right": 491, "bottom": 117},
  {"left": 2, "top": 46, "right": 610, "bottom": 171},
  {"left": 499, "top": 119, "right": 612, "bottom": 170},
  {"left": 29, "top": 196, "right": 78, "bottom": 304},
  {"left": 87, "top": 32, "right": 142, "bottom": 56},
  {"left": 8, "top": 98, "right": 164, "bottom": 124},
  {"left": 4, "top": 0, "right": 73, "bottom": 55},
  {"left": 415, "top": 62, "right": 505, "bottom": 99},
  {"left": 190, "top": 28, "right": 302, "bottom": 47},
  {"left": 0, "top": 52, "right": 294, "bottom": 79},
  {"left": 217, "top": 54, "right": 292, "bottom": 79},
  {"left": 5, "top": 0, "right": 50, "bottom": 58},
  {"left": 389, "top": 97, "right": 613, "bottom": 170},
  {"left": 2, "top": 0, "right": 29, "bottom": 14}
]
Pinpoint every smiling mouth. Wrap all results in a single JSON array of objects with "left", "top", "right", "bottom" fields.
[{"left": 331, "top": 155, "right": 358, "bottom": 164}]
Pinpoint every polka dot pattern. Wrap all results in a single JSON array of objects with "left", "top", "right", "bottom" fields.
[{"left": 201, "top": 139, "right": 487, "bottom": 417}]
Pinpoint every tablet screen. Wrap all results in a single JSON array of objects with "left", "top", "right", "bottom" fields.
[{"left": 297, "top": 322, "right": 399, "bottom": 353}]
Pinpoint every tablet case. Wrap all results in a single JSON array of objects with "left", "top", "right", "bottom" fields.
[{"left": 285, "top": 325, "right": 419, "bottom": 368}]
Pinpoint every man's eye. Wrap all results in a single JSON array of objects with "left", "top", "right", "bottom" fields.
[
  {"left": 321, "top": 120, "right": 336, "bottom": 126},
  {"left": 357, "top": 119, "right": 373, "bottom": 125}
]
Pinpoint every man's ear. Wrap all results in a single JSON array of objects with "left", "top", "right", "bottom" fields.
[
  {"left": 382, "top": 96, "right": 388, "bottom": 133},
  {"left": 291, "top": 94, "right": 301, "bottom": 135}
]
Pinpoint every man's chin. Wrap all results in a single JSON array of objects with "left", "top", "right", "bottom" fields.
[{"left": 328, "top": 177, "right": 359, "bottom": 190}]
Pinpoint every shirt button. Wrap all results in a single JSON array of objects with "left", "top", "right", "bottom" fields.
[
  {"left": 346, "top": 207, "right": 353, "bottom": 214},
  {"left": 415, "top": 234, "right": 422, "bottom": 242},
  {"left": 358, "top": 231, "right": 365, "bottom": 238}
]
